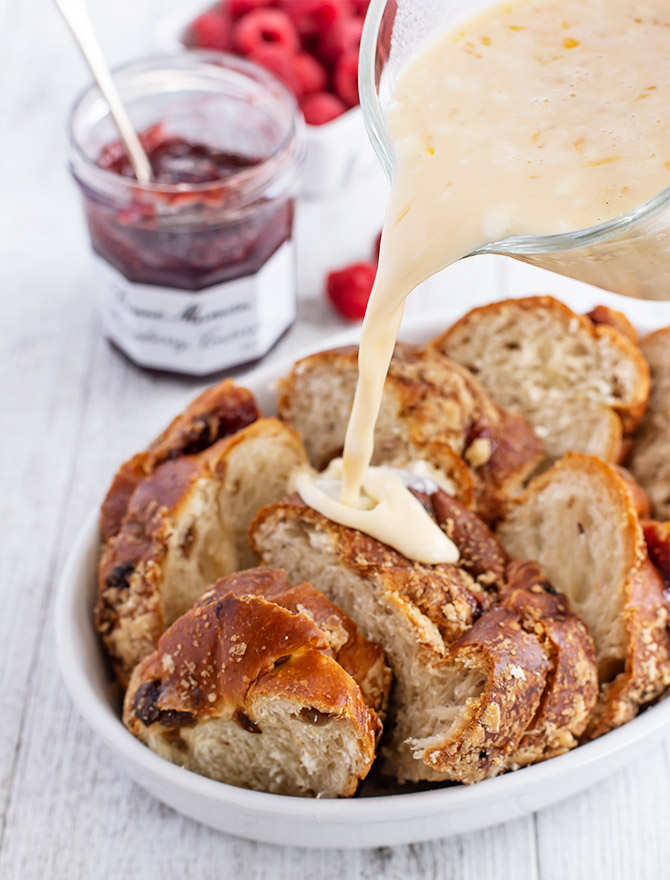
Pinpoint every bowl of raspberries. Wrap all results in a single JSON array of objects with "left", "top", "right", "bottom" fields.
[{"left": 164, "top": 0, "right": 378, "bottom": 197}]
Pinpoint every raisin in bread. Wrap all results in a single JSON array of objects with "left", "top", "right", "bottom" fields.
[
  {"left": 497, "top": 453, "right": 670, "bottom": 739},
  {"left": 433, "top": 296, "right": 650, "bottom": 466},
  {"left": 250, "top": 488, "right": 597, "bottom": 783},
  {"left": 585, "top": 305, "right": 638, "bottom": 344},
  {"left": 97, "top": 418, "right": 308, "bottom": 686},
  {"left": 642, "top": 520, "right": 670, "bottom": 590},
  {"left": 124, "top": 568, "right": 391, "bottom": 798},
  {"left": 629, "top": 327, "right": 670, "bottom": 520},
  {"left": 278, "top": 343, "right": 542, "bottom": 521},
  {"left": 101, "top": 380, "right": 259, "bottom": 541}
]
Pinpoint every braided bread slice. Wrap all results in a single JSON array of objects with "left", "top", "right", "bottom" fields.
[
  {"left": 97, "top": 418, "right": 308, "bottom": 686},
  {"left": 250, "top": 486, "right": 597, "bottom": 783},
  {"left": 497, "top": 453, "right": 670, "bottom": 739},
  {"left": 629, "top": 327, "right": 670, "bottom": 520},
  {"left": 124, "top": 568, "right": 390, "bottom": 798},
  {"left": 278, "top": 343, "right": 542, "bottom": 521},
  {"left": 433, "top": 296, "right": 650, "bottom": 466}
]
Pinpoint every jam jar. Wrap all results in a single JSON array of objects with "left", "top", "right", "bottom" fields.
[{"left": 69, "top": 53, "right": 306, "bottom": 375}]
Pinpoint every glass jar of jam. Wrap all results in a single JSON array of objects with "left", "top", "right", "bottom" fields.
[{"left": 69, "top": 52, "right": 306, "bottom": 375}]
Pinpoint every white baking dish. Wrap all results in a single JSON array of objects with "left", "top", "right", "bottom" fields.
[{"left": 55, "top": 291, "right": 670, "bottom": 849}]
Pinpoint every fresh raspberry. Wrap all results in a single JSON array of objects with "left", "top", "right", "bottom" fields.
[
  {"left": 319, "top": 15, "right": 364, "bottom": 62},
  {"left": 294, "top": 53, "right": 328, "bottom": 96},
  {"left": 301, "top": 91, "right": 346, "bottom": 124},
  {"left": 280, "top": 0, "right": 343, "bottom": 38},
  {"left": 233, "top": 8, "right": 300, "bottom": 55},
  {"left": 334, "top": 47, "right": 359, "bottom": 106},
  {"left": 188, "top": 10, "right": 233, "bottom": 51},
  {"left": 326, "top": 262, "right": 376, "bottom": 320},
  {"left": 248, "top": 44, "right": 301, "bottom": 96},
  {"left": 227, "top": 0, "right": 275, "bottom": 19}
]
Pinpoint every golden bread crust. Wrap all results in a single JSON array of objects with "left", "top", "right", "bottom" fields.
[
  {"left": 585, "top": 305, "right": 638, "bottom": 344},
  {"left": 278, "top": 343, "right": 543, "bottom": 522},
  {"left": 434, "top": 295, "right": 650, "bottom": 443},
  {"left": 97, "top": 418, "right": 308, "bottom": 686},
  {"left": 629, "top": 327, "right": 670, "bottom": 520},
  {"left": 196, "top": 569, "right": 391, "bottom": 715},
  {"left": 416, "top": 606, "right": 550, "bottom": 782},
  {"left": 251, "top": 488, "right": 599, "bottom": 783},
  {"left": 123, "top": 568, "right": 390, "bottom": 797},
  {"left": 250, "top": 493, "right": 494, "bottom": 644},
  {"left": 100, "top": 380, "right": 259, "bottom": 541},
  {"left": 498, "top": 452, "right": 670, "bottom": 739},
  {"left": 501, "top": 561, "right": 598, "bottom": 766}
]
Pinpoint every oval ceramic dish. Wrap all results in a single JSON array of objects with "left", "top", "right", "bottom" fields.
[{"left": 56, "top": 290, "right": 670, "bottom": 849}]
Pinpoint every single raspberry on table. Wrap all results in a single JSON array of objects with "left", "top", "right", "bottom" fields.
[
  {"left": 294, "top": 53, "right": 328, "bottom": 96},
  {"left": 326, "top": 262, "right": 376, "bottom": 320},
  {"left": 334, "top": 47, "right": 359, "bottom": 106},
  {"left": 227, "top": 0, "right": 275, "bottom": 19},
  {"left": 233, "top": 8, "right": 300, "bottom": 55},
  {"left": 248, "top": 44, "right": 302, "bottom": 96},
  {"left": 319, "top": 15, "right": 364, "bottom": 62},
  {"left": 301, "top": 91, "right": 346, "bottom": 124},
  {"left": 188, "top": 10, "right": 233, "bottom": 51},
  {"left": 280, "top": 0, "right": 343, "bottom": 38}
]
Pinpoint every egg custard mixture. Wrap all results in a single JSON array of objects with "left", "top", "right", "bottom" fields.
[{"left": 299, "top": 0, "right": 670, "bottom": 556}]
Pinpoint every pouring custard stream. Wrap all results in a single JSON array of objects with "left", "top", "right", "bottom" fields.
[{"left": 307, "top": 0, "right": 670, "bottom": 552}]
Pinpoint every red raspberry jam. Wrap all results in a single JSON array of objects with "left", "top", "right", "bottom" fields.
[
  {"left": 69, "top": 54, "right": 305, "bottom": 375},
  {"left": 88, "top": 124, "right": 293, "bottom": 291},
  {"left": 97, "top": 125, "right": 261, "bottom": 184}
]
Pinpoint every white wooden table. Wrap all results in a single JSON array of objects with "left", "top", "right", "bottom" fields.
[{"left": 2, "top": 2, "right": 670, "bottom": 877}]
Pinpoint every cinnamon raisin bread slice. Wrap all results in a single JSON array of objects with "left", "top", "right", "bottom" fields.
[
  {"left": 497, "top": 453, "right": 670, "bottom": 739},
  {"left": 97, "top": 418, "right": 308, "bottom": 686},
  {"left": 124, "top": 568, "right": 390, "bottom": 798},
  {"left": 250, "top": 488, "right": 597, "bottom": 783},
  {"left": 500, "top": 561, "right": 598, "bottom": 767},
  {"left": 433, "top": 296, "right": 650, "bottom": 466},
  {"left": 629, "top": 327, "right": 670, "bottom": 520},
  {"left": 278, "top": 343, "right": 542, "bottom": 521},
  {"left": 101, "top": 380, "right": 259, "bottom": 541}
]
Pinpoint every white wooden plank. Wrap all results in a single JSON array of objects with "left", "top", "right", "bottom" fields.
[{"left": 535, "top": 742, "right": 670, "bottom": 880}]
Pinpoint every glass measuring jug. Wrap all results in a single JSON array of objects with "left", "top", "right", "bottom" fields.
[{"left": 359, "top": 0, "right": 670, "bottom": 301}]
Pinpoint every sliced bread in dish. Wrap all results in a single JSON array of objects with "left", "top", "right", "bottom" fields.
[
  {"left": 124, "top": 567, "right": 390, "bottom": 798},
  {"left": 278, "top": 343, "right": 543, "bottom": 521},
  {"left": 100, "top": 380, "right": 259, "bottom": 542},
  {"left": 496, "top": 453, "right": 670, "bottom": 739},
  {"left": 433, "top": 296, "right": 650, "bottom": 466},
  {"left": 250, "top": 488, "right": 597, "bottom": 783},
  {"left": 97, "top": 418, "right": 308, "bottom": 686},
  {"left": 629, "top": 327, "right": 670, "bottom": 520}
]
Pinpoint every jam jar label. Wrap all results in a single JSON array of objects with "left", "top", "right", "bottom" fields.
[{"left": 93, "top": 242, "right": 296, "bottom": 374}]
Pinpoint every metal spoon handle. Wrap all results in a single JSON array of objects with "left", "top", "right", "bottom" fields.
[{"left": 53, "top": 0, "right": 153, "bottom": 184}]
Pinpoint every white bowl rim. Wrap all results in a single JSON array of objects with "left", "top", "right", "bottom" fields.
[{"left": 55, "top": 297, "right": 670, "bottom": 827}]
